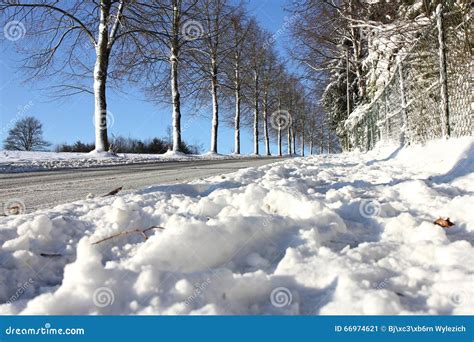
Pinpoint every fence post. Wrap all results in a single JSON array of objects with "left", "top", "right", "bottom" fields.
[
  {"left": 436, "top": 3, "right": 451, "bottom": 138},
  {"left": 397, "top": 55, "right": 409, "bottom": 144},
  {"left": 369, "top": 112, "right": 375, "bottom": 149},
  {"left": 383, "top": 85, "right": 390, "bottom": 139},
  {"left": 365, "top": 117, "right": 369, "bottom": 151},
  {"left": 346, "top": 48, "right": 351, "bottom": 120}
]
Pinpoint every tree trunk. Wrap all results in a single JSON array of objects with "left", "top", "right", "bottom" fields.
[
  {"left": 397, "top": 55, "right": 408, "bottom": 144},
  {"left": 436, "top": 4, "right": 451, "bottom": 138},
  {"left": 320, "top": 115, "right": 324, "bottom": 154},
  {"left": 302, "top": 128, "right": 305, "bottom": 157},
  {"left": 287, "top": 125, "right": 291, "bottom": 155},
  {"left": 352, "top": 35, "right": 364, "bottom": 99},
  {"left": 346, "top": 49, "right": 351, "bottom": 119},
  {"left": 253, "top": 71, "right": 259, "bottom": 155},
  {"left": 278, "top": 99, "right": 282, "bottom": 157},
  {"left": 210, "top": 55, "right": 219, "bottom": 153},
  {"left": 234, "top": 60, "right": 241, "bottom": 154},
  {"left": 263, "top": 90, "right": 270, "bottom": 156},
  {"left": 291, "top": 125, "right": 296, "bottom": 154},
  {"left": 170, "top": 53, "right": 181, "bottom": 152},
  {"left": 170, "top": 4, "right": 182, "bottom": 152},
  {"left": 278, "top": 127, "right": 282, "bottom": 157},
  {"left": 349, "top": 0, "right": 365, "bottom": 100},
  {"left": 93, "top": 0, "right": 112, "bottom": 152}
]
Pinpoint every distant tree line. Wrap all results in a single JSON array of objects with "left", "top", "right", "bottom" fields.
[
  {"left": 56, "top": 136, "right": 202, "bottom": 155},
  {"left": 3, "top": 116, "right": 201, "bottom": 154}
]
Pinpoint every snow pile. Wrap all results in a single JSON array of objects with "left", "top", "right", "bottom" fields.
[
  {"left": 0, "top": 137, "right": 473, "bottom": 315},
  {"left": 0, "top": 150, "right": 265, "bottom": 173}
]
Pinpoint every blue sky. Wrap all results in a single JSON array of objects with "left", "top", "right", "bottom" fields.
[{"left": 0, "top": 0, "right": 292, "bottom": 154}]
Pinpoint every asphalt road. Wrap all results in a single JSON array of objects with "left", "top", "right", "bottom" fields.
[{"left": 0, "top": 158, "right": 282, "bottom": 214}]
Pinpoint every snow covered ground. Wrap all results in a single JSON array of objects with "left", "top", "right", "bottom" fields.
[
  {"left": 0, "top": 150, "right": 263, "bottom": 173},
  {"left": 0, "top": 137, "right": 473, "bottom": 315}
]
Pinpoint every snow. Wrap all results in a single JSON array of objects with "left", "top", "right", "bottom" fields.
[
  {"left": 87, "top": 150, "right": 118, "bottom": 158},
  {"left": 161, "top": 150, "right": 189, "bottom": 158},
  {"left": 0, "top": 137, "right": 473, "bottom": 315},
  {"left": 0, "top": 150, "right": 262, "bottom": 173}
]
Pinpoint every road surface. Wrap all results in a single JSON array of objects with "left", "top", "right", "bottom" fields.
[{"left": 0, "top": 158, "right": 282, "bottom": 213}]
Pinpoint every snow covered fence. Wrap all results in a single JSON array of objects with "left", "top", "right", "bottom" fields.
[{"left": 344, "top": 4, "right": 472, "bottom": 151}]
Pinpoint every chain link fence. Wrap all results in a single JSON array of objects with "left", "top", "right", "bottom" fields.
[{"left": 345, "top": 5, "right": 472, "bottom": 151}]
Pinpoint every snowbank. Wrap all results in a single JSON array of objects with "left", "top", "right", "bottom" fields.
[
  {"left": 0, "top": 150, "right": 264, "bottom": 173},
  {"left": 0, "top": 138, "right": 473, "bottom": 315}
]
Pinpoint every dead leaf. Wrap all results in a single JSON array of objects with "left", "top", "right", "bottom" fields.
[
  {"left": 434, "top": 217, "right": 455, "bottom": 228},
  {"left": 103, "top": 186, "right": 123, "bottom": 197}
]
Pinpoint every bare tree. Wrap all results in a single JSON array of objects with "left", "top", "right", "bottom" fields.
[
  {"left": 305, "top": 100, "right": 320, "bottom": 155},
  {"left": 190, "top": 0, "right": 234, "bottom": 154},
  {"left": 224, "top": 9, "right": 251, "bottom": 155},
  {"left": 272, "top": 64, "right": 290, "bottom": 157},
  {"left": 135, "top": 0, "right": 200, "bottom": 153},
  {"left": 0, "top": 0, "right": 154, "bottom": 152},
  {"left": 4, "top": 116, "right": 50, "bottom": 151},
  {"left": 287, "top": 0, "right": 350, "bottom": 149},
  {"left": 260, "top": 46, "right": 279, "bottom": 156},
  {"left": 246, "top": 20, "right": 266, "bottom": 155}
]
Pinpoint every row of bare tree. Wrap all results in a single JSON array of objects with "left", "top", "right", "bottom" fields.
[{"left": 1, "top": 0, "right": 329, "bottom": 156}]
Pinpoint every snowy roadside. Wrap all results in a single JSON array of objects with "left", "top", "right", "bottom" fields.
[
  {"left": 0, "top": 150, "right": 272, "bottom": 173},
  {"left": 0, "top": 137, "right": 473, "bottom": 315}
]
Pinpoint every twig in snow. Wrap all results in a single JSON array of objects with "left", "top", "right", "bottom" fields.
[
  {"left": 91, "top": 226, "right": 165, "bottom": 245},
  {"left": 103, "top": 186, "right": 123, "bottom": 197},
  {"left": 40, "top": 253, "right": 62, "bottom": 258}
]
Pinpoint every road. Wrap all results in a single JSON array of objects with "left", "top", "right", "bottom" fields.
[{"left": 0, "top": 158, "right": 282, "bottom": 213}]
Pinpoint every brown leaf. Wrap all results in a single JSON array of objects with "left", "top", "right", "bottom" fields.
[
  {"left": 433, "top": 217, "right": 455, "bottom": 228},
  {"left": 104, "top": 186, "right": 123, "bottom": 197}
]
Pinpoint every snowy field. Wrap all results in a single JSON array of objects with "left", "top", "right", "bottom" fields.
[
  {"left": 0, "top": 150, "right": 262, "bottom": 173},
  {"left": 0, "top": 137, "right": 473, "bottom": 315}
]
